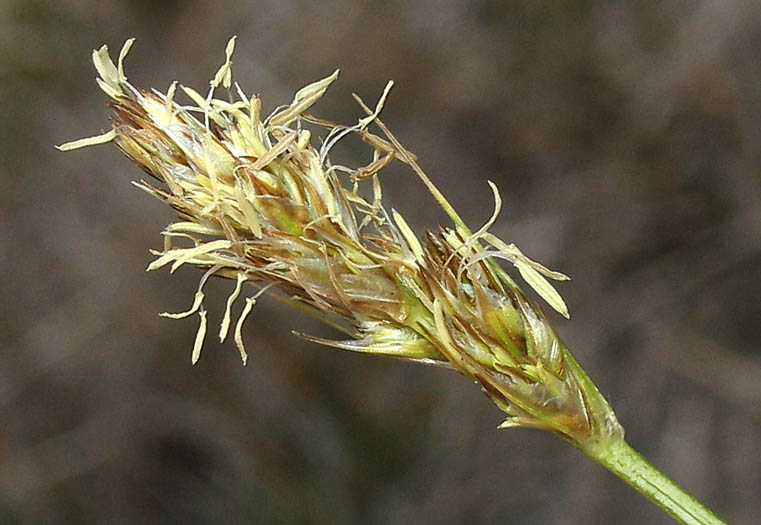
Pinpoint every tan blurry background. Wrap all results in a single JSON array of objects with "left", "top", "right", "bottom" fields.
[{"left": 3, "top": 1, "right": 761, "bottom": 523}]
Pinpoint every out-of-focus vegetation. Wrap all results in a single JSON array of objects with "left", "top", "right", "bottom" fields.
[{"left": 2, "top": 1, "right": 760, "bottom": 523}]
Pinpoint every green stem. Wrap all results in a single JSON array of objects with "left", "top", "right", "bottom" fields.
[{"left": 581, "top": 438, "right": 725, "bottom": 525}]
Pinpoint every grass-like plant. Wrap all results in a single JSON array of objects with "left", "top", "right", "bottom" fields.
[{"left": 59, "top": 38, "right": 725, "bottom": 524}]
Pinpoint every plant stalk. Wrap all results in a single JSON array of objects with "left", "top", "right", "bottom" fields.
[{"left": 581, "top": 438, "right": 726, "bottom": 524}]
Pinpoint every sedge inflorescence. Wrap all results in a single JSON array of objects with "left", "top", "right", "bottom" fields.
[{"left": 60, "top": 38, "right": 623, "bottom": 445}]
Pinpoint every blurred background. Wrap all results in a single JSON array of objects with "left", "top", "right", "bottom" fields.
[{"left": 2, "top": 0, "right": 761, "bottom": 523}]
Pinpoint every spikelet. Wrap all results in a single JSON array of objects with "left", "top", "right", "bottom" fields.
[{"left": 60, "top": 38, "right": 623, "bottom": 446}]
